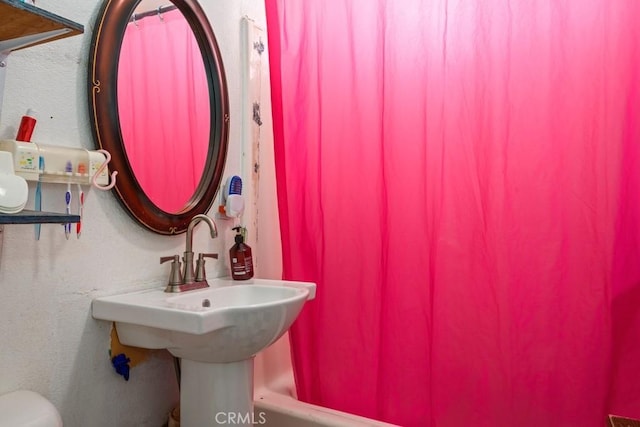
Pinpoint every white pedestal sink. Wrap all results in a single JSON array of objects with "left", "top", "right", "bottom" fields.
[{"left": 92, "top": 278, "right": 316, "bottom": 427}]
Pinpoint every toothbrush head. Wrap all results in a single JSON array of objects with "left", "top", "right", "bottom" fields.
[
  {"left": 65, "top": 161, "right": 73, "bottom": 173},
  {"left": 227, "top": 175, "right": 243, "bottom": 196}
]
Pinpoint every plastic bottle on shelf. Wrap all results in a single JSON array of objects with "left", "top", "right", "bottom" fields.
[{"left": 16, "top": 109, "right": 37, "bottom": 142}]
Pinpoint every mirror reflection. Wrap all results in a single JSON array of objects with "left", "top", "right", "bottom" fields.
[
  {"left": 89, "top": 0, "right": 229, "bottom": 234},
  {"left": 118, "top": 2, "right": 210, "bottom": 213}
]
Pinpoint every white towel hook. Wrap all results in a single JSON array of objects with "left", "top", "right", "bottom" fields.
[{"left": 92, "top": 149, "right": 117, "bottom": 191}]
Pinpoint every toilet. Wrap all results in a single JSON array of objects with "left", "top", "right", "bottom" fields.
[{"left": 0, "top": 390, "right": 62, "bottom": 427}]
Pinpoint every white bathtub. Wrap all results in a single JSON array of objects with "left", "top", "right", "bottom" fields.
[
  {"left": 254, "top": 389, "right": 398, "bottom": 427},
  {"left": 253, "top": 334, "right": 398, "bottom": 427}
]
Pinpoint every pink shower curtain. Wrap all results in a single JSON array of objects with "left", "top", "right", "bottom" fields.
[
  {"left": 118, "top": 9, "right": 210, "bottom": 213},
  {"left": 266, "top": 1, "right": 640, "bottom": 426}
]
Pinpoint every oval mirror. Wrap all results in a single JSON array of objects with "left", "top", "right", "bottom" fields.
[{"left": 88, "top": 0, "right": 229, "bottom": 234}]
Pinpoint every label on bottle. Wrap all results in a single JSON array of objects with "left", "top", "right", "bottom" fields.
[
  {"left": 244, "top": 255, "right": 253, "bottom": 274},
  {"left": 232, "top": 257, "right": 246, "bottom": 275},
  {"left": 231, "top": 251, "right": 254, "bottom": 279},
  {"left": 232, "top": 253, "right": 248, "bottom": 274}
]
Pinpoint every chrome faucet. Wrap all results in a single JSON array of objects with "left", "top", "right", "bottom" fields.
[
  {"left": 161, "top": 214, "right": 218, "bottom": 293},
  {"left": 183, "top": 214, "right": 218, "bottom": 284}
]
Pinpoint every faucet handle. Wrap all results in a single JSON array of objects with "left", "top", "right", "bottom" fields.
[
  {"left": 160, "top": 255, "right": 183, "bottom": 288},
  {"left": 195, "top": 253, "right": 218, "bottom": 282}
]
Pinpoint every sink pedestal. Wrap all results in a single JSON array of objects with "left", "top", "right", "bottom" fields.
[
  {"left": 92, "top": 279, "right": 317, "bottom": 426},
  {"left": 181, "top": 358, "right": 254, "bottom": 427}
]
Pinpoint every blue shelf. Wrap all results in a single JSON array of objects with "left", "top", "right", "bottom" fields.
[{"left": 0, "top": 209, "right": 79, "bottom": 224}]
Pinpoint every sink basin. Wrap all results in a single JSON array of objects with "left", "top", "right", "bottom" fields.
[
  {"left": 92, "top": 277, "right": 316, "bottom": 427},
  {"left": 92, "top": 278, "right": 315, "bottom": 362}
]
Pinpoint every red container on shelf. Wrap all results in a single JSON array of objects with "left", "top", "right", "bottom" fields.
[{"left": 16, "top": 109, "right": 37, "bottom": 142}]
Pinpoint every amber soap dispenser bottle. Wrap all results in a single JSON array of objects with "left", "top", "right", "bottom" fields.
[{"left": 229, "top": 226, "right": 254, "bottom": 280}]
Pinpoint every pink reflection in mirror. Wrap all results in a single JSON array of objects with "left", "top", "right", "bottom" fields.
[{"left": 117, "top": 7, "right": 210, "bottom": 213}]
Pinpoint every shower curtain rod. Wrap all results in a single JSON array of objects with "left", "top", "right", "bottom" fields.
[{"left": 129, "top": 4, "right": 177, "bottom": 23}]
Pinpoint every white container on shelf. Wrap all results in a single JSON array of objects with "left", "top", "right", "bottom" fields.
[
  {"left": 0, "top": 140, "right": 109, "bottom": 186},
  {"left": 0, "top": 140, "right": 39, "bottom": 181},
  {"left": 0, "top": 151, "right": 28, "bottom": 214}
]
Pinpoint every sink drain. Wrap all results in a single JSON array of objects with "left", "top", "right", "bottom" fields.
[{"left": 202, "top": 299, "right": 211, "bottom": 308}]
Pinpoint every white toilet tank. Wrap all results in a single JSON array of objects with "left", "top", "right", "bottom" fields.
[{"left": 0, "top": 390, "right": 62, "bottom": 427}]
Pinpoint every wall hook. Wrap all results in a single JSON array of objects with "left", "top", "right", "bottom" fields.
[{"left": 92, "top": 149, "right": 117, "bottom": 191}]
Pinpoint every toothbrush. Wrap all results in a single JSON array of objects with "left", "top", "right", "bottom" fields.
[
  {"left": 224, "top": 176, "right": 244, "bottom": 218},
  {"left": 226, "top": 175, "right": 243, "bottom": 197},
  {"left": 76, "top": 164, "right": 86, "bottom": 239},
  {"left": 76, "top": 186, "right": 84, "bottom": 238},
  {"left": 34, "top": 156, "right": 44, "bottom": 240},
  {"left": 64, "top": 161, "right": 72, "bottom": 240}
]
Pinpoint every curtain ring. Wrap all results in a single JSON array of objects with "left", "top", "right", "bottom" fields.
[
  {"left": 132, "top": 13, "right": 138, "bottom": 27},
  {"left": 157, "top": 6, "right": 164, "bottom": 21}
]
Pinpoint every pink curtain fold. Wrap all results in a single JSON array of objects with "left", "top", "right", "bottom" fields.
[
  {"left": 118, "top": 9, "right": 210, "bottom": 213},
  {"left": 266, "top": 0, "right": 640, "bottom": 426}
]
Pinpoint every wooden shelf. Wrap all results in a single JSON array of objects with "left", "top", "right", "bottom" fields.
[
  {"left": 0, "top": 0, "right": 83, "bottom": 52},
  {"left": 0, "top": 209, "right": 79, "bottom": 224}
]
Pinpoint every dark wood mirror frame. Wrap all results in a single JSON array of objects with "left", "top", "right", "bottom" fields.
[{"left": 88, "top": 0, "right": 229, "bottom": 235}]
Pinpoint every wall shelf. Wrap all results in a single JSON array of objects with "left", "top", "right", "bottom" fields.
[
  {"left": 0, "top": 0, "right": 84, "bottom": 52},
  {"left": 0, "top": 2, "right": 84, "bottom": 256},
  {"left": 0, "top": 210, "right": 79, "bottom": 224}
]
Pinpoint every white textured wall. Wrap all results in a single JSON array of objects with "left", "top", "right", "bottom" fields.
[{"left": 0, "top": 1, "right": 278, "bottom": 426}]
